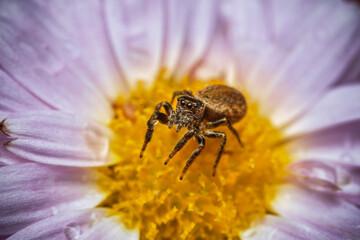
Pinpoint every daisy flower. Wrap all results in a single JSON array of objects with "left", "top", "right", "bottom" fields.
[{"left": 1, "top": 0, "right": 360, "bottom": 239}]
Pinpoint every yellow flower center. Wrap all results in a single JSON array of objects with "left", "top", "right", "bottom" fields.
[{"left": 99, "top": 73, "right": 290, "bottom": 239}]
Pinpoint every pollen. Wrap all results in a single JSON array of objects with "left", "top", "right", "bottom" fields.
[{"left": 99, "top": 73, "right": 291, "bottom": 239}]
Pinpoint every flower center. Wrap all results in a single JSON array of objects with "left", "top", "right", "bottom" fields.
[{"left": 99, "top": 74, "right": 290, "bottom": 239}]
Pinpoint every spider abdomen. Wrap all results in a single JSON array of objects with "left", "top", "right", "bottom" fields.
[{"left": 195, "top": 85, "right": 247, "bottom": 123}]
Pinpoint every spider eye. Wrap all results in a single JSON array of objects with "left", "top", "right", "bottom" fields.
[
  {"left": 181, "top": 100, "right": 186, "bottom": 105},
  {"left": 187, "top": 103, "right": 192, "bottom": 108},
  {"left": 193, "top": 104, "right": 197, "bottom": 108}
]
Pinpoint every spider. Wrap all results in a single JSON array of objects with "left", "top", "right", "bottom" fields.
[{"left": 140, "top": 85, "right": 247, "bottom": 180}]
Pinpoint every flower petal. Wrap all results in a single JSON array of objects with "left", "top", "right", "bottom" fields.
[
  {"left": 271, "top": 184, "right": 360, "bottom": 237},
  {"left": 1, "top": 111, "right": 116, "bottom": 167},
  {"left": 0, "top": 163, "right": 108, "bottom": 235},
  {"left": 169, "top": 0, "right": 219, "bottom": 79},
  {"left": 78, "top": 217, "right": 138, "bottom": 240},
  {"left": 104, "top": 0, "right": 164, "bottom": 84},
  {"left": 38, "top": 0, "right": 127, "bottom": 99},
  {"left": 0, "top": 0, "right": 113, "bottom": 122},
  {"left": 191, "top": 25, "right": 235, "bottom": 83},
  {"left": 288, "top": 160, "right": 360, "bottom": 205},
  {"left": 0, "top": 147, "right": 25, "bottom": 166},
  {"left": 286, "top": 120, "right": 360, "bottom": 166},
  {"left": 241, "top": 215, "right": 350, "bottom": 240},
  {"left": 7, "top": 208, "right": 110, "bottom": 240},
  {"left": 223, "top": 0, "right": 360, "bottom": 126},
  {"left": 0, "top": 70, "right": 50, "bottom": 118},
  {"left": 284, "top": 84, "right": 360, "bottom": 136}
]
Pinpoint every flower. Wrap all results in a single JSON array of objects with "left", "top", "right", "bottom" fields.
[{"left": 1, "top": 0, "right": 360, "bottom": 240}]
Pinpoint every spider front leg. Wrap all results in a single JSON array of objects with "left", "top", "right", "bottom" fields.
[
  {"left": 164, "top": 129, "right": 195, "bottom": 165},
  {"left": 140, "top": 102, "right": 174, "bottom": 158},
  {"left": 180, "top": 134, "right": 205, "bottom": 180},
  {"left": 170, "top": 90, "right": 193, "bottom": 104},
  {"left": 204, "top": 130, "right": 226, "bottom": 177}
]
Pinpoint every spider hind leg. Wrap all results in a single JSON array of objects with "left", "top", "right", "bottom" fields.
[{"left": 204, "top": 130, "right": 226, "bottom": 177}]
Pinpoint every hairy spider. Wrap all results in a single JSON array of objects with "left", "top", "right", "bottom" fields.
[{"left": 140, "top": 85, "right": 247, "bottom": 180}]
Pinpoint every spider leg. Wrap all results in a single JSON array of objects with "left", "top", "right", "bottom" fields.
[
  {"left": 207, "top": 117, "right": 243, "bottom": 147},
  {"left": 164, "top": 129, "right": 195, "bottom": 165},
  {"left": 171, "top": 90, "right": 193, "bottom": 104},
  {"left": 204, "top": 130, "right": 226, "bottom": 177},
  {"left": 180, "top": 134, "right": 205, "bottom": 180},
  {"left": 140, "top": 101, "right": 174, "bottom": 158},
  {"left": 226, "top": 119, "right": 243, "bottom": 147},
  {"left": 154, "top": 101, "right": 173, "bottom": 115},
  {"left": 206, "top": 118, "right": 226, "bottom": 129}
]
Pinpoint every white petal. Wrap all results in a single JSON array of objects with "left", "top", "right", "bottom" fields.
[
  {"left": 0, "top": 70, "right": 49, "bottom": 118},
  {"left": 7, "top": 209, "right": 110, "bottom": 240},
  {"left": 2, "top": 111, "right": 116, "bottom": 167},
  {"left": 104, "top": 0, "right": 164, "bottom": 84},
  {"left": 241, "top": 215, "right": 349, "bottom": 240},
  {"left": 286, "top": 121, "right": 360, "bottom": 166},
  {"left": 78, "top": 217, "right": 138, "bottom": 240},
  {"left": 0, "top": 0, "right": 113, "bottom": 122},
  {"left": 271, "top": 184, "right": 360, "bottom": 237},
  {"left": 222, "top": 0, "right": 360, "bottom": 126},
  {"left": 284, "top": 84, "right": 360, "bottom": 136},
  {"left": 0, "top": 163, "right": 108, "bottom": 235}
]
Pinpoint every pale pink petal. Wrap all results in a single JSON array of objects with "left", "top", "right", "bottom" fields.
[
  {"left": 104, "top": 0, "right": 164, "bottom": 84},
  {"left": 287, "top": 160, "right": 342, "bottom": 193},
  {"left": 78, "top": 217, "right": 138, "bottom": 240},
  {"left": 170, "top": 0, "right": 219, "bottom": 79},
  {"left": 222, "top": 0, "right": 360, "bottom": 126},
  {"left": 284, "top": 84, "right": 360, "bottom": 136},
  {"left": 1, "top": 111, "right": 116, "bottom": 167},
  {"left": 0, "top": 70, "right": 50, "bottom": 118},
  {"left": 241, "top": 215, "right": 350, "bottom": 240},
  {"left": 0, "top": 0, "right": 113, "bottom": 122},
  {"left": 191, "top": 25, "right": 235, "bottom": 83},
  {"left": 286, "top": 121, "right": 360, "bottom": 166},
  {"left": 38, "top": 0, "right": 127, "bottom": 99},
  {"left": 288, "top": 160, "right": 360, "bottom": 205},
  {"left": 0, "top": 163, "right": 108, "bottom": 235},
  {"left": 271, "top": 184, "right": 360, "bottom": 237},
  {"left": 7, "top": 209, "right": 110, "bottom": 240},
  {"left": 0, "top": 148, "right": 25, "bottom": 166}
]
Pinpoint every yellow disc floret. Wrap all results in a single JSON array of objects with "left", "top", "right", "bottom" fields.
[{"left": 100, "top": 73, "right": 290, "bottom": 239}]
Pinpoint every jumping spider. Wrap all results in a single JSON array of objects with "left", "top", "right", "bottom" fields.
[{"left": 140, "top": 85, "right": 247, "bottom": 180}]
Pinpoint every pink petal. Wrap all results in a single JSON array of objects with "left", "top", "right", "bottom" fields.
[
  {"left": 284, "top": 84, "right": 360, "bottom": 136},
  {"left": 78, "top": 217, "right": 138, "bottom": 240},
  {"left": 7, "top": 209, "right": 110, "bottom": 240},
  {"left": 104, "top": 0, "right": 164, "bottom": 84},
  {"left": 1, "top": 111, "right": 116, "bottom": 167},
  {"left": 287, "top": 160, "right": 341, "bottom": 193},
  {"left": 271, "top": 184, "right": 360, "bottom": 237},
  {"left": 191, "top": 25, "right": 235, "bottom": 83},
  {"left": 222, "top": 0, "right": 360, "bottom": 127},
  {"left": 38, "top": 0, "right": 127, "bottom": 99},
  {"left": 0, "top": 0, "right": 113, "bottom": 122},
  {"left": 169, "top": 0, "right": 219, "bottom": 79},
  {"left": 0, "top": 70, "right": 50, "bottom": 118},
  {"left": 0, "top": 163, "right": 108, "bottom": 235},
  {"left": 288, "top": 160, "right": 360, "bottom": 205},
  {"left": 0, "top": 148, "right": 25, "bottom": 166},
  {"left": 286, "top": 121, "right": 360, "bottom": 166},
  {"left": 241, "top": 215, "right": 350, "bottom": 240}
]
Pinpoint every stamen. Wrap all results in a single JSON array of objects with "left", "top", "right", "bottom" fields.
[{"left": 99, "top": 75, "right": 291, "bottom": 239}]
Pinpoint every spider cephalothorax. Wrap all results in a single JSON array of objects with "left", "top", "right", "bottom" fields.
[
  {"left": 140, "top": 85, "right": 247, "bottom": 180},
  {"left": 172, "top": 95, "right": 205, "bottom": 132}
]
